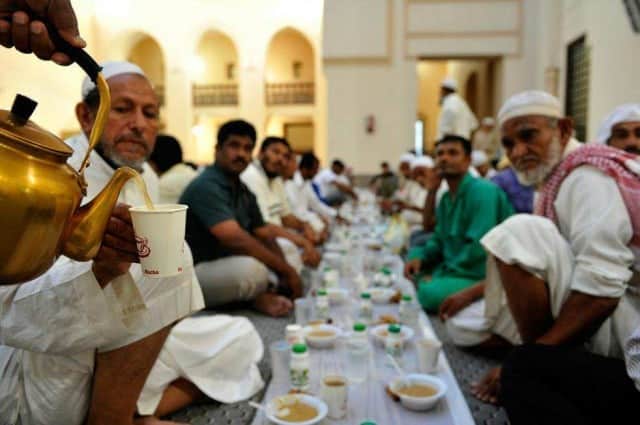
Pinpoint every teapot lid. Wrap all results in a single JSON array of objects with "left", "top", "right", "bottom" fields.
[{"left": 0, "top": 94, "right": 73, "bottom": 158}]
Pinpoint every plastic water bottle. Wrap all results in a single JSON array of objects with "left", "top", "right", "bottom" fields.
[
  {"left": 385, "top": 324, "right": 403, "bottom": 366},
  {"left": 346, "top": 323, "right": 370, "bottom": 383},
  {"left": 399, "top": 294, "right": 419, "bottom": 330},
  {"left": 290, "top": 343, "right": 310, "bottom": 391},
  {"left": 358, "top": 292, "right": 373, "bottom": 324},
  {"left": 316, "top": 289, "right": 329, "bottom": 320}
]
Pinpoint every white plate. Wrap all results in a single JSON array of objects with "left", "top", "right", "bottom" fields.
[
  {"left": 303, "top": 324, "right": 342, "bottom": 348},
  {"left": 370, "top": 324, "right": 414, "bottom": 345},
  {"left": 326, "top": 288, "right": 349, "bottom": 304},
  {"left": 266, "top": 394, "right": 328, "bottom": 425},
  {"left": 388, "top": 374, "right": 447, "bottom": 411},
  {"left": 368, "top": 287, "right": 396, "bottom": 304}
]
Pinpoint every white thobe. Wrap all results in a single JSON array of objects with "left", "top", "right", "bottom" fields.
[
  {"left": 313, "top": 168, "right": 340, "bottom": 199},
  {"left": 284, "top": 172, "right": 337, "bottom": 233},
  {"left": 437, "top": 93, "right": 479, "bottom": 140},
  {"left": 448, "top": 140, "right": 640, "bottom": 358},
  {"left": 400, "top": 180, "right": 427, "bottom": 232},
  {"left": 241, "top": 161, "right": 303, "bottom": 273},
  {"left": 158, "top": 163, "right": 198, "bottom": 204}
]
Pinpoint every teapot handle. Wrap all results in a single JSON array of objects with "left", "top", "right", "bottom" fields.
[{"left": 45, "top": 24, "right": 102, "bottom": 83}]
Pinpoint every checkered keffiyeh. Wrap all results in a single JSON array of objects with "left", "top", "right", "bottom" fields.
[{"left": 535, "top": 145, "right": 640, "bottom": 246}]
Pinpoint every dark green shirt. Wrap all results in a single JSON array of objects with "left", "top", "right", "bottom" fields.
[
  {"left": 408, "top": 173, "right": 514, "bottom": 281},
  {"left": 180, "top": 163, "right": 265, "bottom": 264}
]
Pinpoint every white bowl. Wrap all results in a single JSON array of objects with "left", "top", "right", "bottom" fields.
[
  {"left": 266, "top": 394, "right": 328, "bottom": 425},
  {"left": 368, "top": 287, "right": 396, "bottom": 304},
  {"left": 370, "top": 324, "right": 414, "bottom": 346},
  {"left": 303, "top": 324, "right": 341, "bottom": 348},
  {"left": 326, "top": 288, "right": 349, "bottom": 304},
  {"left": 389, "top": 374, "right": 447, "bottom": 411}
]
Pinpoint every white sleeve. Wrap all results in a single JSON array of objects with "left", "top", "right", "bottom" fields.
[
  {"left": 0, "top": 258, "right": 120, "bottom": 355},
  {"left": 555, "top": 166, "right": 634, "bottom": 298},
  {"left": 276, "top": 180, "right": 292, "bottom": 217},
  {"left": 438, "top": 105, "right": 457, "bottom": 138},
  {"left": 306, "top": 184, "right": 337, "bottom": 217}
]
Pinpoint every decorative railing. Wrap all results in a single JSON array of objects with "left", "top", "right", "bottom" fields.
[
  {"left": 265, "top": 82, "right": 314, "bottom": 105},
  {"left": 192, "top": 84, "right": 239, "bottom": 106}
]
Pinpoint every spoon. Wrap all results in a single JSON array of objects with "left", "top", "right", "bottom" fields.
[
  {"left": 249, "top": 400, "right": 291, "bottom": 418},
  {"left": 387, "top": 353, "right": 407, "bottom": 377}
]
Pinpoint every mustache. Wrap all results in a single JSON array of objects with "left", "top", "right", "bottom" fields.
[
  {"left": 232, "top": 158, "right": 248, "bottom": 165},
  {"left": 514, "top": 155, "right": 540, "bottom": 168},
  {"left": 114, "top": 134, "right": 148, "bottom": 149}
]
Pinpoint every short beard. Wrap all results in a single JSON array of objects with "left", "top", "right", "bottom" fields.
[
  {"left": 514, "top": 135, "right": 563, "bottom": 186},
  {"left": 100, "top": 140, "right": 149, "bottom": 172}
]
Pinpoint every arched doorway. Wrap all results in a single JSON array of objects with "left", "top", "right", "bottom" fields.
[
  {"left": 465, "top": 72, "right": 479, "bottom": 116},
  {"left": 126, "top": 34, "right": 166, "bottom": 105},
  {"left": 192, "top": 31, "right": 239, "bottom": 106}
]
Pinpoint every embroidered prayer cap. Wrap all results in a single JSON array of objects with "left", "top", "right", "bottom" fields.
[
  {"left": 471, "top": 150, "right": 489, "bottom": 167},
  {"left": 81, "top": 61, "right": 147, "bottom": 99},
  {"left": 441, "top": 77, "right": 458, "bottom": 91},
  {"left": 410, "top": 156, "right": 435, "bottom": 170},
  {"left": 497, "top": 90, "right": 562, "bottom": 128},
  {"left": 400, "top": 153, "right": 416, "bottom": 164},
  {"left": 596, "top": 103, "right": 640, "bottom": 144}
]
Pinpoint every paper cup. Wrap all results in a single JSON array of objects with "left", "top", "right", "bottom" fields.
[
  {"left": 129, "top": 204, "right": 188, "bottom": 278},
  {"left": 320, "top": 375, "right": 348, "bottom": 419},
  {"left": 416, "top": 338, "right": 442, "bottom": 373}
]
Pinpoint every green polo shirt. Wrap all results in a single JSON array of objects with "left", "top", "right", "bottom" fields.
[
  {"left": 408, "top": 172, "right": 514, "bottom": 281},
  {"left": 180, "top": 163, "right": 266, "bottom": 264}
]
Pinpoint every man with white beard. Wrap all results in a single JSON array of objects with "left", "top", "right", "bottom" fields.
[{"left": 453, "top": 91, "right": 640, "bottom": 422}]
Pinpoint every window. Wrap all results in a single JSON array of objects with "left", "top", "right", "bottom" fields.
[
  {"left": 414, "top": 119, "right": 424, "bottom": 156},
  {"left": 565, "top": 36, "right": 590, "bottom": 141}
]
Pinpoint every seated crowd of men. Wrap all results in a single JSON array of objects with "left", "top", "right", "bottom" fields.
[{"left": 1, "top": 44, "right": 640, "bottom": 425}]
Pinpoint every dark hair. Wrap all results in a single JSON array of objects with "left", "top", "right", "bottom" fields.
[
  {"left": 436, "top": 134, "right": 472, "bottom": 156},
  {"left": 332, "top": 159, "right": 345, "bottom": 169},
  {"left": 300, "top": 152, "right": 319, "bottom": 169},
  {"left": 217, "top": 120, "right": 257, "bottom": 147},
  {"left": 381, "top": 161, "right": 389, "bottom": 168},
  {"left": 260, "top": 136, "right": 291, "bottom": 153},
  {"left": 149, "top": 134, "right": 183, "bottom": 173}
]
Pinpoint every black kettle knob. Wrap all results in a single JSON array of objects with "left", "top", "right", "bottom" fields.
[{"left": 10, "top": 94, "right": 38, "bottom": 124}]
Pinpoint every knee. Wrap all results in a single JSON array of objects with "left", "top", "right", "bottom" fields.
[
  {"left": 501, "top": 344, "right": 545, "bottom": 390},
  {"left": 417, "top": 282, "right": 447, "bottom": 312}
]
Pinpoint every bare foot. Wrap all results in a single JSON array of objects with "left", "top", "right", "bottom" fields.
[
  {"left": 470, "top": 366, "right": 502, "bottom": 404},
  {"left": 253, "top": 292, "right": 293, "bottom": 317},
  {"left": 134, "top": 416, "right": 189, "bottom": 425}
]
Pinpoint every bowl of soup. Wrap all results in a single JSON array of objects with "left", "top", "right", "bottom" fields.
[
  {"left": 267, "top": 394, "right": 328, "bottom": 425},
  {"left": 303, "top": 324, "right": 341, "bottom": 348},
  {"left": 388, "top": 374, "right": 447, "bottom": 411},
  {"left": 370, "top": 324, "right": 414, "bottom": 346}
]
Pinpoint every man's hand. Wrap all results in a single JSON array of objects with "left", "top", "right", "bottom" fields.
[
  {"left": 0, "top": 0, "right": 85, "bottom": 65},
  {"left": 404, "top": 258, "right": 422, "bottom": 280},
  {"left": 91, "top": 203, "right": 138, "bottom": 288},
  {"left": 301, "top": 243, "right": 321, "bottom": 267},
  {"left": 279, "top": 266, "right": 303, "bottom": 299},
  {"left": 425, "top": 172, "right": 443, "bottom": 192},
  {"left": 439, "top": 291, "right": 474, "bottom": 321},
  {"left": 302, "top": 223, "right": 318, "bottom": 244}
]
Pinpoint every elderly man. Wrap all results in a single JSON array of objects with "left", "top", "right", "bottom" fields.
[
  {"left": 241, "top": 137, "right": 321, "bottom": 268},
  {"left": 283, "top": 152, "right": 337, "bottom": 240},
  {"left": 461, "top": 91, "right": 640, "bottom": 416},
  {"left": 404, "top": 135, "right": 513, "bottom": 312},
  {"left": 397, "top": 156, "right": 431, "bottom": 231},
  {"left": 180, "top": 121, "right": 304, "bottom": 317},
  {"left": 596, "top": 103, "right": 640, "bottom": 154},
  {"left": 437, "top": 77, "right": 478, "bottom": 140},
  {"left": 0, "top": 63, "right": 264, "bottom": 425}
]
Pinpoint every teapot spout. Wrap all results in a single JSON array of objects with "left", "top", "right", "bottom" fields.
[{"left": 62, "top": 166, "right": 139, "bottom": 261}]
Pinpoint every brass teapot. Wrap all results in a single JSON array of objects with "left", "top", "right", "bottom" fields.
[{"left": 0, "top": 43, "right": 138, "bottom": 285}]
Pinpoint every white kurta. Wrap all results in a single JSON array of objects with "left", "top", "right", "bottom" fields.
[
  {"left": 241, "top": 161, "right": 291, "bottom": 226},
  {"left": 400, "top": 180, "right": 427, "bottom": 231},
  {"left": 437, "top": 93, "right": 479, "bottom": 140},
  {"left": 313, "top": 168, "right": 339, "bottom": 199},
  {"left": 285, "top": 172, "right": 337, "bottom": 232},
  {"left": 158, "top": 163, "right": 198, "bottom": 204},
  {"left": 0, "top": 133, "right": 207, "bottom": 424},
  {"left": 241, "top": 161, "right": 303, "bottom": 273}
]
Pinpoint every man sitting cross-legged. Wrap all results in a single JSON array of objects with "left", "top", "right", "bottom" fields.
[{"left": 180, "top": 120, "right": 303, "bottom": 317}]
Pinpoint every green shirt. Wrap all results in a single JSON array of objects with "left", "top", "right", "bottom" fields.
[
  {"left": 408, "top": 173, "right": 514, "bottom": 281},
  {"left": 180, "top": 163, "right": 265, "bottom": 264}
]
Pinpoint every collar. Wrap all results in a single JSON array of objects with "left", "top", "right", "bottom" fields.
[
  {"left": 447, "top": 172, "right": 474, "bottom": 199},
  {"left": 211, "top": 162, "right": 239, "bottom": 188}
]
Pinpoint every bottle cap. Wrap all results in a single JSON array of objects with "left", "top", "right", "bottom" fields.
[
  {"left": 388, "top": 324, "right": 401, "bottom": 334},
  {"left": 317, "top": 289, "right": 327, "bottom": 296},
  {"left": 353, "top": 323, "right": 367, "bottom": 332},
  {"left": 292, "top": 343, "right": 308, "bottom": 354},
  {"left": 360, "top": 292, "right": 371, "bottom": 299},
  {"left": 401, "top": 294, "right": 412, "bottom": 302}
]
